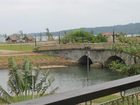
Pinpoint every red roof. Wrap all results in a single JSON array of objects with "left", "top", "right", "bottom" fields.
[{"left": 102, "top": 32, "right": 113, "bottom": 36}]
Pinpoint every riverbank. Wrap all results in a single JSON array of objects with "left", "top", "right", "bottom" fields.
[
  {"left": 33, "top": 65, "right": 68, "bottom": 69},
  {"left": 0, "top": 53, "right": 77, "bottom": 69}
]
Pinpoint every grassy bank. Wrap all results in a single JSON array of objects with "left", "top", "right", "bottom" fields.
[
  {"left": 0, "top": 54, "right": 76, "bottom": 69},
  {"left": 0, "top": 44, "right": 35, "bottom": 52}
]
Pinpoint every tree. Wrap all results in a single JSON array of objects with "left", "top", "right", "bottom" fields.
[
  {"left": 94, "top": 33, "right": 107, "bottom": 43},
  {"left": 61, "top": 30, "right": 108, "bottom": 44},
  {"left": 61, "top": 29, "right": 94, "bottom": 43},
  {"left": 113, "top": 36, "right": 140, "bottom": 56},
  {"left": 46, "top": 28, "right": 54, "bottom": 41},
  {"left": 19, "top": 30, "right": 25, "bottom": 39}
]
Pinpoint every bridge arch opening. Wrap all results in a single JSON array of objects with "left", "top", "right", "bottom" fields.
[
  {"left": 78, "top": 55, "right": 93, "bottom": 66},
  {"left": 105, "top": 55, "right": 125, "bottom": 67}
]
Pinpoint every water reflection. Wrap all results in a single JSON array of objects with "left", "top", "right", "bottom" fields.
[
  {"left": 43, "top": 66, "right": 125, "bottom": 93},
  {"left": 0, "top": 66, "right": 125, "bottom": 93}
]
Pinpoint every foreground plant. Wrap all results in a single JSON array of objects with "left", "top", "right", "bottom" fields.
[{"left": 0, "top": 57, "right": 58, "bottom": 104}]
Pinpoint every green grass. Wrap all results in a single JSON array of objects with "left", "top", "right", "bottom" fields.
[
  {"left": 12, "top": 95, "right": 33, "bottom": 103},
  {"left": 92, "top": 94, "right": 140, "bottom": 105},
  {"left": 0, "top": 94, "right": 47, "bottom": 104},
  {"left": 12, "top": 95, "right": 43, "bottom": 103},
  {"left": 0, "top": 44, "right": 35, "bottom": 52},
  {"left": 93, "top": 94, "right": 119, "bottom": 103}
]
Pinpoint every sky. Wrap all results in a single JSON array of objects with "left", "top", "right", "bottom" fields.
[{"left": 0, "top": 0, "right": 140, "bottom": 34}]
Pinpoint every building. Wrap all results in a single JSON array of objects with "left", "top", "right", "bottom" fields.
[
  {"left": 101, "top": 32, "right": 113, "bottom": 43},
  {"left": 23, "top": 35, "right": 35, "bottom": 43},
  {"left": 5, "top": 34, "right": 19, "bottom": 43}
]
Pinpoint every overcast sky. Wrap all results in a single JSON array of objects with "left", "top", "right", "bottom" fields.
[{"left": 0, "top": 0, "right": 140, "bottom": 34}]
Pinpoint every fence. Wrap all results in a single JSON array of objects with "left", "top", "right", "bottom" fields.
[{"left": 12, "top": 74, "right": 140, "bottom": 105}]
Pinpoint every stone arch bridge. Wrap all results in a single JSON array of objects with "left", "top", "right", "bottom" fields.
[{"left": 38, "top": 48, "right": 140, "bottom": 67}]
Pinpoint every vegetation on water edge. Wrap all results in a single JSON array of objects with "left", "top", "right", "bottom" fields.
[
  {"left": 0, "top": 57, "right": 58, "bottom": 104},
  {"left": 61, "top": 29, "right": 107, "bottom": 44},
  {"left": 109, "top": 61, "right": 140, "bottom": 76},
  {"left": 110, "top": 36, "right": 140, "bottom": 75}
]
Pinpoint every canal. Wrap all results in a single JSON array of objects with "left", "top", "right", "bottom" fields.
[{"left": 0, "top": 66, "right": 125, "bottom": 93}]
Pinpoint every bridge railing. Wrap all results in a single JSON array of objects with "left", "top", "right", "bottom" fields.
[
  {"left": 12, "top": 74, "right": 140, "bottom": 105},
  {"left": 39, "top": 43, "right": 113, "bottom": 50}
]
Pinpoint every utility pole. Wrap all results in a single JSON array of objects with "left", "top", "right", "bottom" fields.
[
  {"left": 112, "top": 29, "right": 115, "bottom": 43},
  {"left": 58, "top": 34, "right": 61, "bottom": 44},
  {"left": 64, "top": 31, "right": 67, "bottom": 43},
  {"left": 91, "top": 30, "right": 94, "bottom": 35},
  {"left": 40, "top": 33, "right": 42, "bottom": 41},
  {"left": 35, "top": 35, "right": 37, "bottom": 46}
]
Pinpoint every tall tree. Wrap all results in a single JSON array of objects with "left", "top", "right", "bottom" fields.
[{"left": 46, "top": 28, "right": 54, "bottom": 41}]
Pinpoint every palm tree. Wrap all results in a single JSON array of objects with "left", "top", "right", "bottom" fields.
[{"left": 0, "top": 57, "right": 58, "bottom": 104}]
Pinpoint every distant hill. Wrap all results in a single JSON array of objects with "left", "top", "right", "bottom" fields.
[
  {"left": 31, "top": 23, "right": 140, "bottom": 36},
  {"left": 83, "top": 23, "right": 140, "bottom": 34}
]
